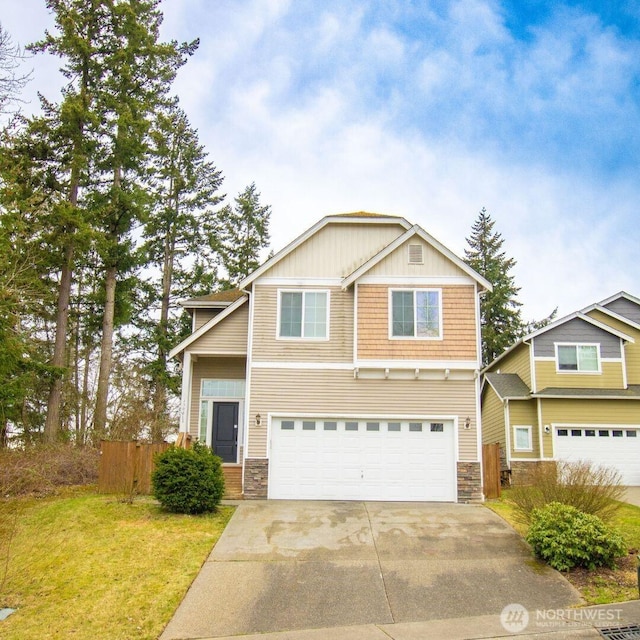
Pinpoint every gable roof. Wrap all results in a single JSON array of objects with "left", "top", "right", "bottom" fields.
[
  {"left": 485, "top": 310, "right": 635, "bottom": 372},
  {"left": 169, "top": 295, "right": 248, "bottom": 359},
  {"left": 484, "top": 372, "right": 531, "bottom": 400},
  {"left": 596, "top": 291, "right": 640, "bottom": 308},
  {"left": 341, "top": 224, "right": 492, "bottom": 291},
  {"left": 581, "top": 303, "right": 640, "bottom": 332},
  {"left": 180, "top": 289, "right": 245, "bottom": 309},
  {"left": 238, "top": 213, "right": 411, "bottom": 291}
]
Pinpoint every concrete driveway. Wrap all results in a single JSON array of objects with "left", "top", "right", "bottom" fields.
[
  {"left": 624, "top": 486, "right": 640, "bottom": 507},
  {"left": 161, "top": 501, "right": 582, "bottom": 640}
]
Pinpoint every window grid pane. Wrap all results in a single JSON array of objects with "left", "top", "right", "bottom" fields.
[
  {"left": 515, "top": 427, "right": 531, "bottom": 449},
  {"left": 558, "top": 346, "right": 578, "bottom": 370},
  {"left": 577, "top": 345, "right": 598, "bottom": 371},
  {"left": 416, "top": 291, "right": 440, "bottom": 337},
  {"left": 392, "top": 291, "right": 414, "bottom": 336},
  {"left": 303, "top": 292, "right": 327, "bottom": 338},
  {"left": 280, "top": 292, "right": 302, "bottom": 337}
]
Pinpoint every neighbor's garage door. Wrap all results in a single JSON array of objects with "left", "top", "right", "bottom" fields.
[
  {"left": 269, "top": 417, "right": 456, "bottom": 501},
  {"left": 554, "top": 426, "right": 640, "bottom": 485}
]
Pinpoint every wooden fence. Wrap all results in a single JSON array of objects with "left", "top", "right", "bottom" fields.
[
  {"left": 98, "top": 441, "right": 170, "bottom": 495},
  {"left": 482, "top": 442, "right": 501, "bottom": 499}
]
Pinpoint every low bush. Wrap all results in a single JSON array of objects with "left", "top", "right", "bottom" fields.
[
  {"left": 526, "top": 502, "right": 627, "bottom": 571},
  {"left": 509, "top": 460, "right": 624, "bottom": 523},
  {"left": 0, "top": 444, "right": 99, "bottom": 496},
  {"left": 152, "top": 442, "right": 225, "bottom": 514}
]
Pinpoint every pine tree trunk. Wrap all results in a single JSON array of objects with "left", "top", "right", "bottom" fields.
[
  {"left": 44, "top": 244, "right": 74, "bottom": 442},
  {"left": 93, "top": 264, "right": 117, "bottom": 440},
  {"left": 151, "top": 222, "right": 175, "bottom": 443}
]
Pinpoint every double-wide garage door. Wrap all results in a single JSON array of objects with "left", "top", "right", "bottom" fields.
[
  {"left": 269, "top": 417, "right": 456, "bottom": 501},
  {"left": 554, "top": 426, "right": 640, "bottom": 485}
]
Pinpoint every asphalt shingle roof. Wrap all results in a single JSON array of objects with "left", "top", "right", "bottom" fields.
[
  {"left": 533, "top": 385, "right": 640, "bottom": 399},
  {"left": 484, "top": 373, "right": 531, "bottom": 399}
]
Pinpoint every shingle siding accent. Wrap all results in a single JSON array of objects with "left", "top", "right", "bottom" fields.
[
  {"left": 456, "top": 462, "right": 482, "bottom": 502},
  {"left": 533, "top": 318, "right": 622, "bottom": 358},
  {"left": 357, "top": 284, "right": 477, "bottom": 361}
]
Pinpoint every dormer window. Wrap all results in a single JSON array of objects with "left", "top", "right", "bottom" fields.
[{"left": 556, "top": 344, "right": 600, "bottom": 373}]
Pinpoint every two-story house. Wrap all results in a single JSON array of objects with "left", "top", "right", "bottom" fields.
[
  {"left": 482, "top": 292, "right": 640, "bottom": 486},
  {"left": 170, "top": 212, "right": 491, "bottom": 502}
]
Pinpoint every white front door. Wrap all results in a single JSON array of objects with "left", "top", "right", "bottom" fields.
[
  {"left": 554, "top": 426, "right": 640, "bottom": 485},
  {"left": 269, "top": 417, "right": 457, "bottom": 501}
]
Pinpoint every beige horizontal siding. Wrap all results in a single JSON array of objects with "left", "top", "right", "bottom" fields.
[
  {"left": 508, "top": 399, "right": 540, "bottom": 458},
  {"left": 357, "top": 284, "right": 477, "bottom": 361},
  {"left": 251, "top": 285, "right": 353, "bottom": 362},
  {"left": 367, "top": 238, "right": 468, "bottom": 277},
  {"left": 189, "top": 304, "right": 248, "bottom": 354},
  {"left": 247, "top": 368, "right": 479, "bottom": 460},
  {"left": 481, "top": 386, "right": 506, "bottom": 447},
  {"left": 535, "top": 360, "right": 625, "bottom": 390},
  {"left": 587, "top": 309, "right": 640, "bottom": 385},
  {"left": 194, "top": 308, "right": 221, "bottom": 330},
  {"left": 189, "top": 357, "right": 246, "bottom": 438},
  {"left": 267, "top": 222, "right": 404, "bottom": 278},
  {"left": 490, "top": 344, "right": 532, "bottom": 388}
]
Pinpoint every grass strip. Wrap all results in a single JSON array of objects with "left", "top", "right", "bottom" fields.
[{"left": 0, "top": 488, "right": 234, "bottom": 639}]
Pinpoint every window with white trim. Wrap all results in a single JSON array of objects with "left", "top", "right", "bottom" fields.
[
  {"left": 390, "top": 289, "right": 441, "bottom": 338},
  {"left": 556, "top": 343, "right": 600, "bottom": 372},
  {"left": 278, "top": 290, "right": 329, "bottom": 339},
  {"left": 513, "top": 425, "right": 533, "bottom": 451}
]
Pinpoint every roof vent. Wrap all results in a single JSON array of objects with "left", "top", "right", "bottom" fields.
[{"left": 408, "top": 243, "right": 423, "bottom": 264}]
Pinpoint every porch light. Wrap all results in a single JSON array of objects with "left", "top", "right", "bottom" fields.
[
  {"left": 464, "top": 417, "right": 471, "bottom": 430},
  {"left": 255, "top": 414, "right": 262, "bottom": 426}
]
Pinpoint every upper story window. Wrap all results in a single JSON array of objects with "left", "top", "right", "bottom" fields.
[
  {"left": 390, "top": 289, "right": 441, "bottom": 339},
  {"left": 278, "top": 290, "right": 329, "bottom": 339},
  {"left": 556, "top": 343, "right": 600, "bottom": 373}
]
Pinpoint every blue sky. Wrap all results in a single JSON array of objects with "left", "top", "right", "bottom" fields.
[{"left": 2, "top": 0, "right": 639, "bottom": 320}]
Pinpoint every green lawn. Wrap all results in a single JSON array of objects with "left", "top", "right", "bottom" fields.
[
  {"left": 0, "top": 488, "right": 234, "bottom": 640},
  {"left": 486, "top": 492, "right": 640, "bottom": 604}
]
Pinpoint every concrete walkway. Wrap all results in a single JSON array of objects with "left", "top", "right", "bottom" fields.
[{"left": 161, "top": 501, "right": 586, "bottom": 639}]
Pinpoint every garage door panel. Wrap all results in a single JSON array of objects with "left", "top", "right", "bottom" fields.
[
  {"left": 554, "top": 427, "right": 640, "bottom": 485},
  {"left": 269, "top": 418, "right": 456, "bottom": 501}
]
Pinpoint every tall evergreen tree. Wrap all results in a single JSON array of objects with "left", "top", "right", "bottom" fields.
[
  {"left": 138, "top": 104, "right": 224, "bottom": 441},
  {"left": 464, "top": 208, "right": 523, "bottom": 365},
  {"left": 219, "top": 182, "right": 271, "bottom": 287},
  {"left": 30, "top": 0, "right": 198, "bottom": 440}
]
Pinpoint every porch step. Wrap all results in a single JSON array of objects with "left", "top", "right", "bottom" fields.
[{"left": 222, "top": 465, "right": 243, "bottom": 499}]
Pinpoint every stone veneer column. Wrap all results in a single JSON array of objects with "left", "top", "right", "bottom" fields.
[
  {"left": 457, "top": 461, "right": 483, "bottom": 503},
  {"left": 243, "top": 459, "right": 269, "bottom": 499}
]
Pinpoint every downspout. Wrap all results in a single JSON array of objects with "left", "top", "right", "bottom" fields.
[
  {"left": 504, "top": 399, "right": 512, "bottom": 468},
  {"left": 241, "top": 286, "right": 255, "bottom": 496}
]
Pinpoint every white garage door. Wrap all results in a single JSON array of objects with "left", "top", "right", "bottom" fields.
[
  {"left": 554, "top": 426, "right": 640, "bottom": 485},
  {"left": 269, "top": 417, "right": 456, "bottom": 501}
]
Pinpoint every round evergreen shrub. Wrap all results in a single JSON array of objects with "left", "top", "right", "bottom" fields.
[
  {"left": 152, "top": 442, "right": 225, "bottom": 514},
  {"left": 526, "top": 502, "right": 626, "bottom": 571}
]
